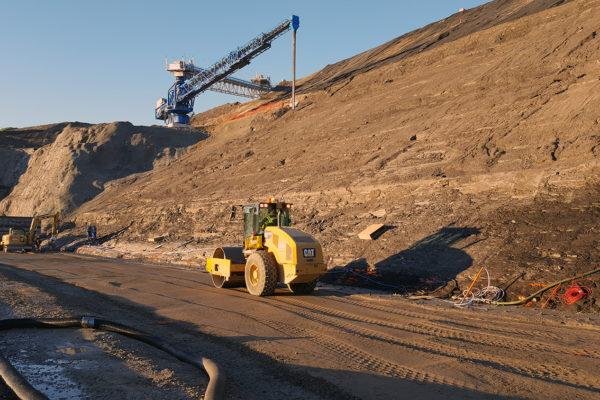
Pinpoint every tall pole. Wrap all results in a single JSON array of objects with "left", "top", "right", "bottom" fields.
[
  {"left": 291, "top": 15, "right": 299, "bottom": 110},
  {"left": 292, "top": 28, "right": 296, "bottom": 110}
]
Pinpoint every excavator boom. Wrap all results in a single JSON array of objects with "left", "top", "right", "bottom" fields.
[
  {"left": 1, "top": 212, "right": 60, "bottom": 252},
  {"left": 27, "top": 212, "right": 60, "bottom": 244}
]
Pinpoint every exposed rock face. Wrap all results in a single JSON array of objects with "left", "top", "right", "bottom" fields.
[
  {"left": 0, "top": 122, "right": 204, "bottom": 216},
  {"left": 0, "top": 148, "right": 32, "bottom": 201},
  {"left": 0, "top": 122, "right": 85, "bottom": 203}
]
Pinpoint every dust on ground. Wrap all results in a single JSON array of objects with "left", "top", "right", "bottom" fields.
[{"left": 1, "top": 252, "right": 599, "bottom": 399}]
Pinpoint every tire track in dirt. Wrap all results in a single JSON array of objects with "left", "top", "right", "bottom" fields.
[
  {"left": 85, "top": 269, "right": 600, "bottom": 372},
  {"left": 52, "top": 260, "right": 599, "bottom": 395},
  {"left": 169, "top": 283, "right": 600, "bottom": 367},
  {"left": 278, "top": 297, "right": 600, "bottom": 359},
  {"left": 349, "top": 294, "right": 600, "bottom": 334},
  {"left": 150, "top": 288, "right": 474, "bottom": 390},
  {"left": 269, "top": 297, "right": 600, "bottom": 392},
  {"left": 324, "top": 296, "right": 571, "bottom": 341},
  {"left": 259, "top": 317, "right": 473, "bottom": 391}
]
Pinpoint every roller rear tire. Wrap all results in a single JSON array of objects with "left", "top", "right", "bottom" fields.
[{"left": 245, "top": 251, "right": 278, "bottom": 296}]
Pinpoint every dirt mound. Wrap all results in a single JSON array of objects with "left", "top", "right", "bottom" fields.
[
  {"left": 0, "top": 122, "right": 205, "bottom": 216},
  {"left": 0, "top": 123, "right": 92, "bottom": 201},
  {"left": 0, "top": 122, "right": 90, "bottom": 149}
]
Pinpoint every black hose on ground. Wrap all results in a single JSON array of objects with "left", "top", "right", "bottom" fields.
[
  {"left": 0, "top": 317, "right": 225, "bottom": 400},
  {"left": 0, "top": 354, "right": 48, "bottom": 400}
]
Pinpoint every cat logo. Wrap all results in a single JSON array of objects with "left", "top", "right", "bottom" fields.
[{"left": 303, "top": 248, "right": 315, "bottom": 258}]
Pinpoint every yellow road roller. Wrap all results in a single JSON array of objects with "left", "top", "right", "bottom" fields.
[{"left": 206, "top": 199, "right": 327, "bottom": 296}]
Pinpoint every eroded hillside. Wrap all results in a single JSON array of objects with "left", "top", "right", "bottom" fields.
[{"left": 0, "top": 122, "right": 204, "bottom": 215}]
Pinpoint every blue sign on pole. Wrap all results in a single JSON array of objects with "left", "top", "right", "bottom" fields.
[{"left": 291, "top": 15, "right": 300, "bottom": 31}]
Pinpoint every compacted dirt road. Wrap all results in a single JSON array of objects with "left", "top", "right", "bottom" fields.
[{"left": 0, "top": 253, "right": 599, "bottom": 399}]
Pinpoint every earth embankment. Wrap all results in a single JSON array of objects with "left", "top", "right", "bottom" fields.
[
  {"left": 71, "top": 0, "right": 600, "bottom": 309},
  {"left": 0, "top": 122, "right": 205, "bottom": 216}
]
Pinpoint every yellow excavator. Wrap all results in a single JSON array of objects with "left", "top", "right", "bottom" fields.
[
  {"left": 206, "top": 199, "right": 327, "bottom": 296},
  {"left": 1, "top": 212, "right": 60, "bottom": 253}
]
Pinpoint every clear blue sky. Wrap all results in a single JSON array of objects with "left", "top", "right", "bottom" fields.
[{"left": 0, "top": 0, "right": 488, "bottom": 128}]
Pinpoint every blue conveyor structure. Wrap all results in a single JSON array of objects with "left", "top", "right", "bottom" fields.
[{"left": 156, "top": 15, "right": 299, "bottom": 127}]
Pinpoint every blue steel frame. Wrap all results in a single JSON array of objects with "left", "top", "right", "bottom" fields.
[{"left": 156, "top": 15, "right": 299, "bottom": 125}]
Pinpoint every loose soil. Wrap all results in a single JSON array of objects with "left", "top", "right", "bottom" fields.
[{"left": 1, "top": 253, "right": 599, "bottom": 399}]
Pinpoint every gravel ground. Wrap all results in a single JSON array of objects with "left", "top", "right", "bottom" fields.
[{"left": 1, "top": 253, "right": 599, "bottom": 399}]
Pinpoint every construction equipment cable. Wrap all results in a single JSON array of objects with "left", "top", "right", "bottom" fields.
[
  {"left": 0, "top": 316, "right": 225, "bottom": 400},
  {"left": 454, "top": 267, "right": 504, "bottom": 307},
  {"left": 490, "top": 267, "right": 600, "bottom": 306},
  {"left": 0, "top": 354, "right": 47, "bottom": 400},
  {"left": 409, "top": 267, "right": 600, "bottom": 307}
]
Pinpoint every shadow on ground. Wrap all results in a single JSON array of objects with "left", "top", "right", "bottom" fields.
[
  {"left": 0, "top": 258, "right": 520, "bottom": 400},
  {"left": 323, "top": 227, "right": 481, "bottom": 294},
  {"left": 61, "top": 222, "right": 134, "bottom": 252}
]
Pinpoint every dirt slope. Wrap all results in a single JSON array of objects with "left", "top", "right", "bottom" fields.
[
  {"left": 0, "top": 123, "right": 86, "bottom": 199},
  {"left": 0, "top": 122, "right": 204, "bottom": 216},
  {"left": 6, "top": 0, "right": 600, "bottom": 310},
  {"left": 296, "top": 0, "right": 574, "bottom": 94},
  {"left": 75, "top": 0, "right": 600, "bottom": 308}
]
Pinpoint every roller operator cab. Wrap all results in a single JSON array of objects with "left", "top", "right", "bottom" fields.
[{"left": 206, "top": 199, "right": 327, "bottom": 296}]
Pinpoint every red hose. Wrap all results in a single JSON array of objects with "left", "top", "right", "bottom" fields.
[{"left": 562, "top": 282, "right": 592, "bottom": 305}]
